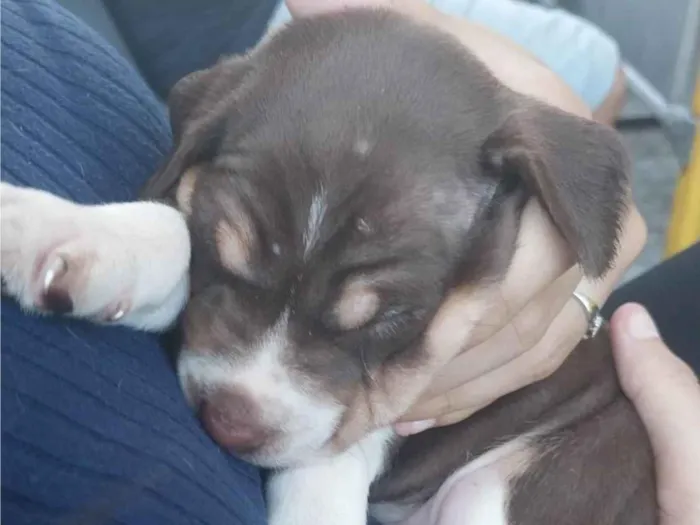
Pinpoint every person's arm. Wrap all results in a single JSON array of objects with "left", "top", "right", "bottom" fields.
[{"left": 610, "top": 303, "right": 700, "bottom": 525}]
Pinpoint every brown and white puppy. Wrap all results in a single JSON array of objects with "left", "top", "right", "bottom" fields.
[{"left": 1, "top": 8, "right": 655, "bottom": 525}]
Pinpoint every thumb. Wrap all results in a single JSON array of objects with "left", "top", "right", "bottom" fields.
[
  {"left": 610, "top": 303, "right": 700, "bottom": 449},
  {"left": 610, "top": 303, "right": 700, "bottom": 524}
]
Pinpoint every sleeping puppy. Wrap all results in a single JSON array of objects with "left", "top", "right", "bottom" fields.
[{"left": 1, "top": 8, "right": 655, "bottom": 525}]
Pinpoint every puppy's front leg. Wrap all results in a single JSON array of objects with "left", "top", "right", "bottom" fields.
[
  {"left": 1, "top": 182, "right": 190, "bottom": 331},
  {"left": 267, "top": 430, "right": 394, "bottom": 525}
]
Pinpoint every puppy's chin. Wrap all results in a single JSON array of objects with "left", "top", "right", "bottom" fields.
[
  {"left": 176, "top": 352, "right": 345, "bottom": 466},
  {"left": 240, "top": 439, "right": 340, "bottom": 469}
]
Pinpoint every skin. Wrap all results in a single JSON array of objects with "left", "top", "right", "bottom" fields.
[
  {"left": 610, "top": 304, "right": 700, "bottom": 525},
  {"left": 283, "top": 0, "right": 647, "bottom": 431},
  {"left": 593, "top": 66, "right": 627, "bottom": 125}
]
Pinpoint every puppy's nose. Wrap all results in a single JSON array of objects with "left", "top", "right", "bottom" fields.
[{"left": 198, "top": 389, "right": 269, "bottom": 453}]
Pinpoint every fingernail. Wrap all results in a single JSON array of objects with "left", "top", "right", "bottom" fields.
[
  {"left": 626, "top": 305, "right": 659, "bottom": 341},
  {"left": 394, "top": 419, "right": 435, "bottom": 436}
]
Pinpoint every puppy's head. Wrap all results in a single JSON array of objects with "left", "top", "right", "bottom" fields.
[{"left": 143, "top": 9, "right": 629, "bottom": 467}]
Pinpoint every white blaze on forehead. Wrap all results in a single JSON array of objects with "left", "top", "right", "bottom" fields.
[
  {"left": 353, "top": 137, "right": 373, "bottom": 157},
  {"left": 304, "top": 188, "right": 327, "bottom": 257}
]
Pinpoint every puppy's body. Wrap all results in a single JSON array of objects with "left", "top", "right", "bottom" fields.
[
  {"left": 1, "top": 9, "right": 655, "bottom": 525},
  {"left": 373, "top": 332, "right": 654, "bottom": 525}
]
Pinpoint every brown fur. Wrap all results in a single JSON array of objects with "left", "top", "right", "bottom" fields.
[
  {"left": 141, "top": 9, "right": 655, "bottom": 524},
  {"left": 371, "top": 329, "right": 655, "bottom": 524}
]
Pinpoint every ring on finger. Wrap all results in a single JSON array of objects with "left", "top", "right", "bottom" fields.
[{"left": 572, "top": 290, "right": 604, "bottom": 340}]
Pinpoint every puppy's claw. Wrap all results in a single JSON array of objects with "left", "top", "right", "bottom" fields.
[
  {"left": 41, "top": 256, "right": 74, "bottom": 314},
  {"left": 42, "top": 255, "right": 66, "bottom": 291},
  {"left": 101, "top": 298, "right": 132, "bottom": 324},
  {"left": 109, "top": 307, "right": 126, "bottom": 322}
]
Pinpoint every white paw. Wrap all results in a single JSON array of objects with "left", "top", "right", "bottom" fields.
[
  {"left": 266, "top": 431, "right": 393, "bottom": 525},
  {"left": 1, "top": 182, "right": 191, "bottom": 331}
]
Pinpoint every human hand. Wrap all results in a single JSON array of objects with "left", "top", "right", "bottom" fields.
[
  {"left": 393, "top": 199, "right": 644, "bottom": 434},
  {"left": 284, "top": 0, "right": 647, "bottom": 437},
  {"left": 610, "top": 303, "right": 700, "bottom": 525}
]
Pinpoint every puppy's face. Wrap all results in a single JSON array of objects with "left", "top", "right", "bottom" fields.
[
  {"left": 179, "top": 143, "right": 483, "bottom": 466},
  {"left": 144, "top": 10, "right": 629, "bottom": 467}
]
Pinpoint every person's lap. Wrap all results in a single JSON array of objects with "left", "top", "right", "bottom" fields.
[{"left": 1, "top": 1, "right": 266, "bottom": 523}]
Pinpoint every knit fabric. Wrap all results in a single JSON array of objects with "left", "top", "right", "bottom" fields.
[{"left": 1, "top": 1, "right": 267, "bottom": 523}]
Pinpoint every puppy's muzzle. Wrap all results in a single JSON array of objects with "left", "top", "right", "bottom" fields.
[{"left": 197, "top": 388, "right": 275, "bottom": 454}]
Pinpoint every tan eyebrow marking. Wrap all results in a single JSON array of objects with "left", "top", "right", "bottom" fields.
[
  {"left": 334, "top": 280, "right": 380, "bottom": 331},
  {"left": 215, "top": 216, "right": 255, "bottom": 278},
  {"left": 175, "top": 167, "right": 200, "bottom": 215}
]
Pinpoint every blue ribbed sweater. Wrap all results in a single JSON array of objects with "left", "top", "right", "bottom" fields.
[{"left": 1, "top": 1, "right": 272, "bottom": 523}]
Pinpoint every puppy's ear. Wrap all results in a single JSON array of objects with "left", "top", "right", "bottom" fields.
[
  {"left": 479, "top": 104, "right": 630, "bottom": 277},
  {"left": 140, "top": 56, "right": 252, "bottom": 200},
  {"left": 167, "top": 56, "right": 252, "bottom": 141},
  {"left": 167, "top": 67, "right": 218, "bottom": 143}
]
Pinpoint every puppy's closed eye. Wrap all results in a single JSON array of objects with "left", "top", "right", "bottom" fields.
[{"left": 333, "top": 280, "right": 380, "bottom": 331}]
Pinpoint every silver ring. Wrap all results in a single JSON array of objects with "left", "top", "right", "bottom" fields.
[{"left": 572, "top": 291, "right": 604, "bottom": 340}]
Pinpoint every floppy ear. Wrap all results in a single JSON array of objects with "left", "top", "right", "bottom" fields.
[
  {"left": 167, "top": 67, "right": 218, "bottom": 142},
  {"left": 479, "top": 104, "right": 630, "bottom": 277},
  {"left": 140, "top": 56, "right": 252, "bottom": 200}
]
